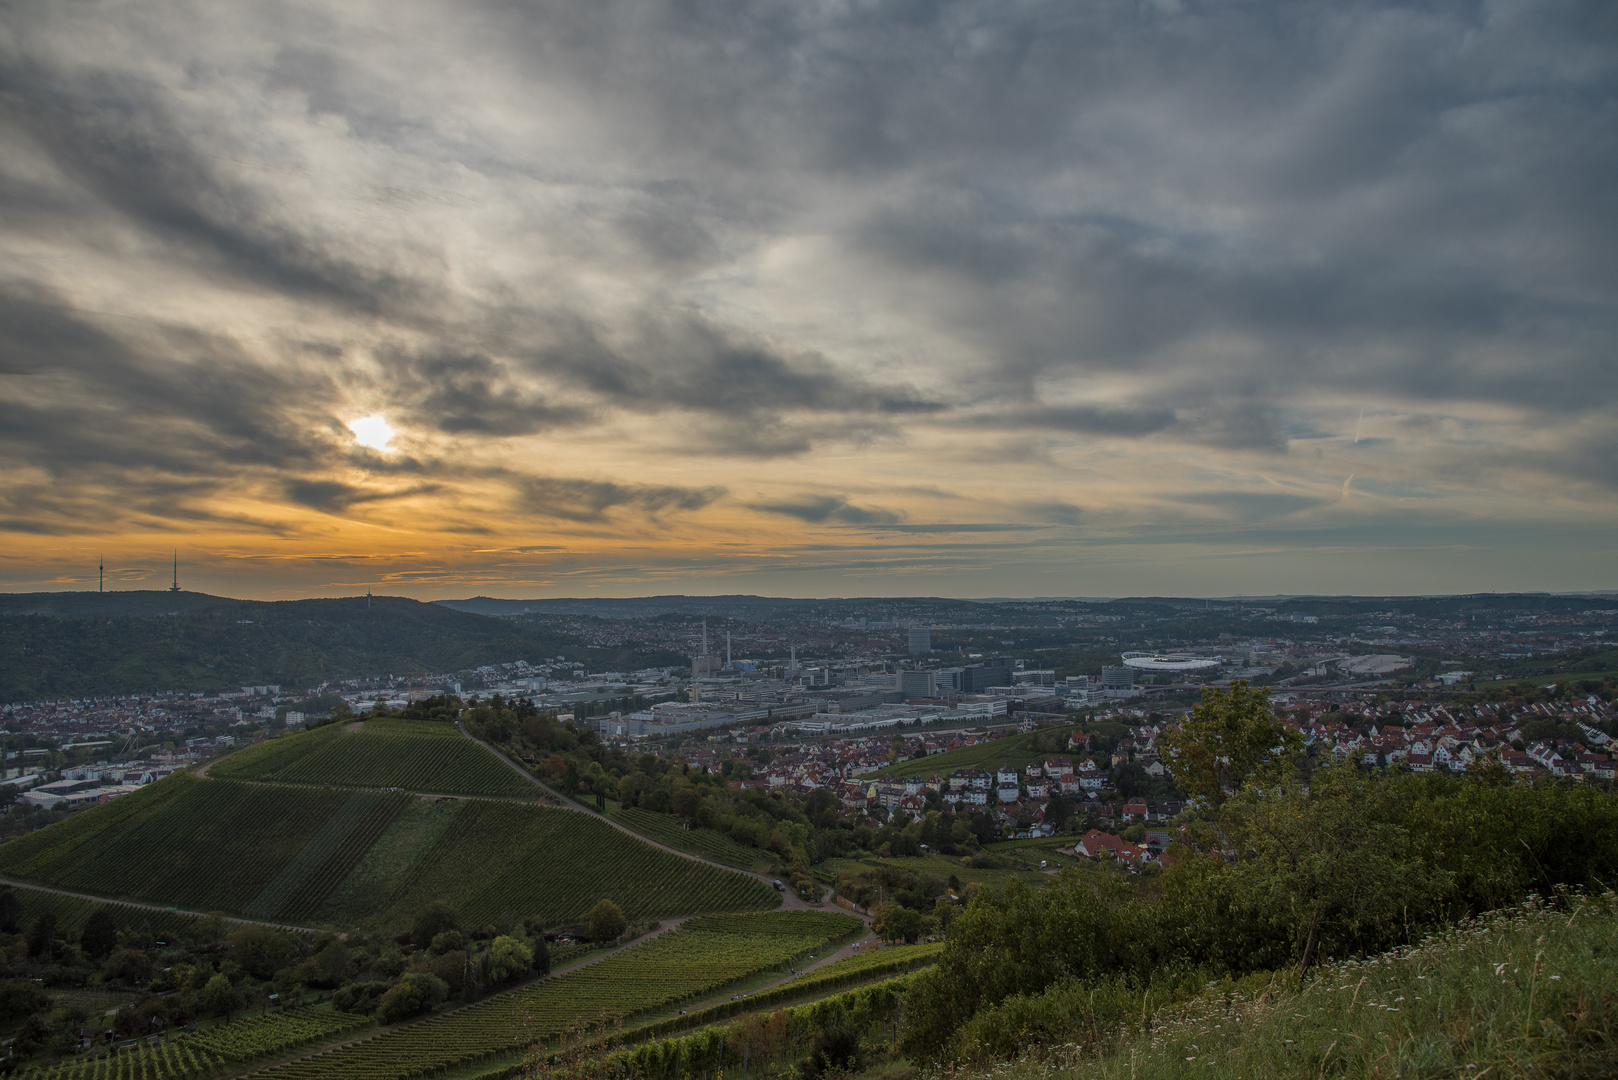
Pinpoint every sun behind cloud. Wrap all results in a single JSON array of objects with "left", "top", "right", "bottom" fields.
[{"left": 347, "top": 414, "right": 397, "bottom": 454}]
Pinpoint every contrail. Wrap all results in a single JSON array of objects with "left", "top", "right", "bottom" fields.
[
  {"left": 1353, "top": 408, "right": 1363, "bottom": 444},
  {"left": 1342, "top": 473, "right": 1355, "bottom": 498}
]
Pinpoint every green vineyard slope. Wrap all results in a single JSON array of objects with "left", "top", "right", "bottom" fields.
[
  {"left": 0, "top": 775, "right": 354, "bottom": 912},
  {"left": 611, "top": 807, "right": 767, "bottom": 871},
  {"left": 0, "top": 778, "right": 775, "bottom": 932},
  {"left": 208, "top": 719, "right": 534, "bottom": 797},
  {"left": 250, "top": 911, "right": 861, "bottom": 1080},
  {"left": 326, "top": 800, "right": 781, "bottom": 930},
  {"left": 16, "top": 1006, "right": 373, "bottom": 1080}
]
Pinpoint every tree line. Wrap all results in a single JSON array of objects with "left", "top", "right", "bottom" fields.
[{"left": 894, "top": 682, "right": 1618, "bottom": 1063}]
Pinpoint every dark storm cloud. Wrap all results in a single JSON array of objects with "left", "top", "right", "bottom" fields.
[
  {"left": 751, "top": 497, "right": 903, "bottom": 526},
  {"left": 283, "top": 480, "right": 441, "bottom": 514},
  {"left": 871, "top": 523, "right": 1045, "bottom": 534},
  {"left": 973, "top": 406, "right": 1177, "bottom": 438},
  {"left": 514, "top": 477, "right": 725, "bottom": 523},
  {"left": 0, "top": 290, "right": 333, "bottom": 481},
  {"left": 1019, "top": 502, "right": 1083, "bottom": 526},
  {"left": 0, "top": 289, "right": 719, "bottom": 535},
  {"left": 0, "top": 0, "right": 1613, "bottom": 583},
  {"left": 387, "top": 349, "right": 588, "bottom": 437},
  {"left": 0, "top": 60, "right": 432, "bottom": 319},
  {"left": 1171, "top": 492, "right": 1328, "bottom": 521},
  {"left": 516, "top": 310, "right": 942, "bottom": 421}
]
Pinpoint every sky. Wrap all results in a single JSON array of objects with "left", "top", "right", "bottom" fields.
[{"left": 1, "top": 0, "right": 1614, "bottom": 601}]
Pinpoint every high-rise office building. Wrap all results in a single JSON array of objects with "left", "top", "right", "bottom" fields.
[
  {"left": 898, "top": 669, "right": 936, "bottom": 698},
  {"left": 1101, "top": 665, "right": 1136, "bottom": 690},
  {"left": 962, "top": 657, "right": 1016, "bottom": 692}
]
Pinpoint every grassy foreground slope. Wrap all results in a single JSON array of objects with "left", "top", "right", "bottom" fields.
[
  {"left": 967, "top": 893, "right": 1618, "bottom": 1080},
  {"left": 209, "top": 718, "right": 536, "bottom": 797}
]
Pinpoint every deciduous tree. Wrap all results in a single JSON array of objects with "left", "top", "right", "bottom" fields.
[
  {"left": 412, "top": 901, "right": 459, "bottom": 948},
  {"left": 586, "top": 899, "right": 627, "bottom": 943},
  {"left": 1162, "top": 681, "right": 1300, "bottom": 806},
  {"left": 872, "top": 903, "right": 924, "bottom": 944},
  {"left": 1220, "top": 763, "right": 1451, "bottom": 976},
  {"left": 80, "top": 907, "right": 119, "bottom": 959}
]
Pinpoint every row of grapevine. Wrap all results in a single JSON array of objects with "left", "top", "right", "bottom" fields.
[
  {"left": 697, "top": 941, "right": 941, "bottom": 1010},
  {"left": 332, "top": 801, "right": 780, "bottom": 930},
  {"left": 0, "top": 777, "right": 353, "bottom": 914},
  {"left": 16, "top": 1007, "right": 372, "bottom": 1080},
  {"left": 612, "top": 808, "right": 764, "bottom": 871},
  {"left": 1, "top": 780, "right": 776, "bottom": 935},
  {"left": 11, "top": 889, "right": 209, "bottom": 942},
  {"left": 0, "top": 778, "right": 193, "bottom": 879},
  {"left": 608, "top": 973, "right": 920, "bottom": 1080},
  {"left": 206, "top": 724, "right": 346, "bottom": 781},
  {"left": 245, "top": 913, "right": 859, "bottom": 1080},
  {"left": 272, "top": 791, "right": 413, "bottom": 922},
  {"left": 212, "top": 720, "right": 534, "bottom": 798},
  {"left": 240, "top": 791, "right": 410, "bottom": 921}
]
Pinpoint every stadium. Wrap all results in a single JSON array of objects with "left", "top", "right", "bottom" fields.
[{"left": 1120, "top": 652, "right": 1222, "bottom": 674}]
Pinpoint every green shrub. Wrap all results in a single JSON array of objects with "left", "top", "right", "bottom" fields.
[
  {"left": 333, "top": 979, "right": 392, "bottom": 1013},
  {"left": 377, "top": 971, "right": 448, "bottom": 1023},
  {"left": 486, "top": 934, "right": 533, "bottom": 984},
  {"left": 412, "top": 901, "right": 459, "bottom": 947},
  {"left": 0, "top": 980, "right": 52, "bottom": 1021},
  {"left": 587, "top": 899, "right": 627, "bottom": 942}
]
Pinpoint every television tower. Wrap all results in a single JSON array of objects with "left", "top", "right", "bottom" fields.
[
  {"left": 99, "top": 556, "right": 104, "bottom": 594},
  {"left": 169, "top": 551, "right": 180, "bottom": 593}
]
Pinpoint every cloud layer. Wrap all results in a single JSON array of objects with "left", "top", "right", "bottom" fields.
[{"left": 0, "top": 0, "right": 1613, "bottom": 597}]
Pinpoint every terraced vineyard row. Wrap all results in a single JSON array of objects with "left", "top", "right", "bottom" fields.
[
  {"left": 10, "top": 888, "right": 209, "bottom": 942},
  {"left": 17, "top": 1007, "right": 372, "bottom": 1080},
  {"left": 210, "top": 720, "right": 534, "bottom": 797},
  {"left": 207, "top": 723, "right": 345, "bottom": 779},
  {"left": 0, "top": 778, "right": 774, "bottom": 933},
  {"left": 333, "top": 800, "right": 780, "bottom": 930},
  {"left": 748, "top": 940, "right": 943, "bottom": 1002},
  {"left": 241, "top": 790, "right": 410, "bottom": 921},
  {"left": 0, "top": 776, "right": 353, "bottom": 912},
  {"left": 250, "top": 912, "right": 860, "bottom": 1080},
  {"left": 612, "top": 807, "right": 765, "bottom": 870}
]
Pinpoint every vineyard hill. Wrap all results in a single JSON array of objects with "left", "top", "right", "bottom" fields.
[{"left": 0, "top": 720, "right": 778, "bottom": 932}]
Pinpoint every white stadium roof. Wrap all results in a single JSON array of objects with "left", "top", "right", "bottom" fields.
[{"left": 1120, "top": 653, "right": 1222, "bottom": 673}]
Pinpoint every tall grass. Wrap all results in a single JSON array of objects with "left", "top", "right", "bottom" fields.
[{"left": 940, "top": 891, "right": 1617, "bottom": 1080}]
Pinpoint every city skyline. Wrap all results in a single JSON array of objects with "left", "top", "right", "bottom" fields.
[{"left": 1, "top": 1, "right": 1614, "bottom": 601}]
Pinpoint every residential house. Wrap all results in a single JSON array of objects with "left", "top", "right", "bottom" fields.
[{"left": 1075, "top": 829, "right": 1149, "bottom": 864}]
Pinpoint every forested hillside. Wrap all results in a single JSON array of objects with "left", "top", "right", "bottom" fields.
[{"left": 0, "top": 592, "right": 684, "bottom": 700}]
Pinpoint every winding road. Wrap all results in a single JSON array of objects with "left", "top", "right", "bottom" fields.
[
  {"left": 0, "top": 722, "right": 866, "bottom": 937},
  {"left": 456, "top": 721, "right": 853, "bottom": 917}
]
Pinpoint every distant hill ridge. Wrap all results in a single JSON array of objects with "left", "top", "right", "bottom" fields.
[
  {"left": 438, "top": 591, "right": 1617, "bottom": 619},
  {"left": 0, "top": 591, "right": 682, "bottom": 702}
]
